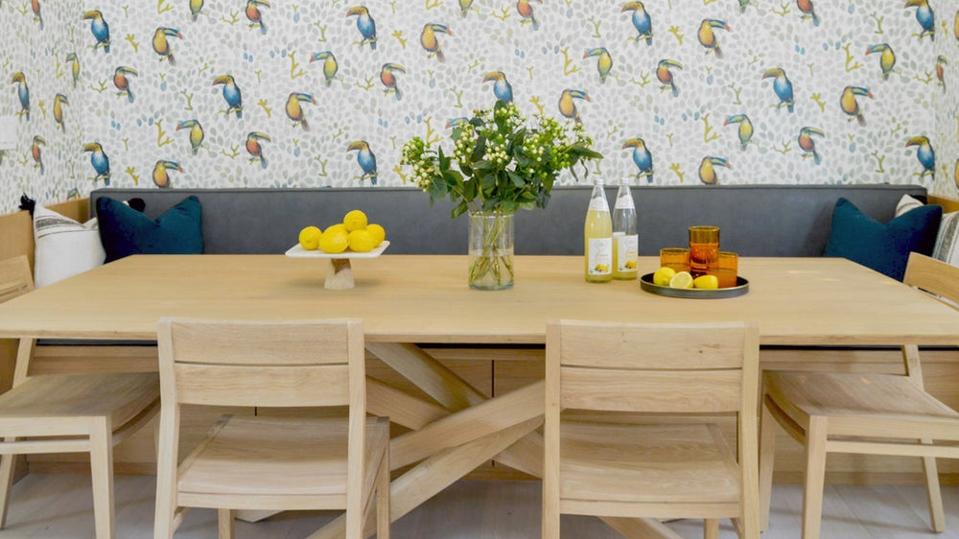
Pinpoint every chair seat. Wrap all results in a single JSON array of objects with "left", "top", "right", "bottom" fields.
[
  {"left": 178, "top": 415, "right": 389, "bottom": 500},
  {"left": 0, "top": 373, "right": 159, "bottom": 427},
  {"left": 766, "top": 372, "right": 959, "bottom": 425},
  {"left": 560, "top": 421, "right": 740, "bottom": 505}
]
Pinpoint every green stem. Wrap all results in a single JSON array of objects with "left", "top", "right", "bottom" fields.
[{"left": 469, "top": 212, "right": 514, "bottom": 288}]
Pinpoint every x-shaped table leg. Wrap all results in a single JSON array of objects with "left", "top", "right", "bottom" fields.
[{"left": 307, "top": 343, "right": 677, "bottom": 539}]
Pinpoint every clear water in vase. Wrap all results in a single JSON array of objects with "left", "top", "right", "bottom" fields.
[{"left": 468, "top": 211, "right": 514, "bottom": 290}]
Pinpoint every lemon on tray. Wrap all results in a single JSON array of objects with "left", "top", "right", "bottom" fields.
[
  {"left": 367, "top": 223, "right": 386, "bottom": 245},
  {"left": 319, "top": 229, "right": 349, "bottom": 254},
  {"left": 325, "top": 223, "right": 348, "bottom": 236},
  {"left": 349, "top": 229, "right": 378, "bottom": 253},
  {"left": 668, "top": 271, "right": 694, "bottom": 290},
  {"left": 653, "top": 267, "right": 676, "bottom": 286},
  {"left": 298, "top": 226, "right": 323, "bottom": 251},
  {"left": 344, "top": 210, "right": 369, "bottom": 232},
  {"left": 693, "top": 275, "right": 719, "bottom": 290}
]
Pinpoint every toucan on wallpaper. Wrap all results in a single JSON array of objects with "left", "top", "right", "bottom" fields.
[{"left": 1, "top": 0, "right": 958, "bottom": 212}]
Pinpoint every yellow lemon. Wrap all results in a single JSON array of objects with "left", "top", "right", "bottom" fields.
[
  {"left": 343, "top": 210, "right": 369, "bottom": 232},
  {"left": 349, "top": 229, "right": 377, "bottom": 253},
  {"left": 325, "top": 223, "right": 348, "bottom": 236},
  {"left": 298, "top": 226, "right": 323, "bottom": 251},
  {"left": 318, "top": 230, "right": 349, "bottom": 254},
  {"left": 653, "top": 267, "right": 676, "bottom": 286},
  {"left": 668, "top": 271, "right": 694, "bottom": 289},
  {"left": 367, "top": 223, "right": 386, "bottom": 245},
  {"left": 693, "top": 275, "right": 719, "bottom": 290}
]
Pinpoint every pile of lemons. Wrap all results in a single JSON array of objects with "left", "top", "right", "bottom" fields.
[
  {"left": 653, "top": 267, "right": 719, "bottom": 290},
  {"left": 298, "top": 210, "right": 387, "bottom": 254}
]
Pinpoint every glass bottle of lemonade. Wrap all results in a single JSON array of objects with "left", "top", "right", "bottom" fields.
[
  {"left": 612, "top": 179, "right": 638, "bottom": 280},
  {"left": 584, "top": 179, "right": 613, "bottom": 283}
]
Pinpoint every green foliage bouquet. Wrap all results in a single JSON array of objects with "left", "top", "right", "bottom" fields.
[
  {"left": 399, "top": 101, "right": 602, "bottom": 290},
  {"left": 400, "top": 101, "right": 603, "bottom": 218}
]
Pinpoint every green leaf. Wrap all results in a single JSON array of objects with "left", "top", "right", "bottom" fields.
[
  {"left": 471, "top": 138, "right": 486, "bottom": 162},
  {"left": 507, "top": 170, "right": 525, "bottom": 188},
  {"left": 429, "top": 178, "right": 447, "bottom": 200},
  {"left": 570, "top": 145, "right": 604, "bottom": 160},
  {"left": 438, "top": 146, "right": 451, "bottom": 173},
  {"left": 462, "top": 177, "right": 477, "bottom": 201},
  {"left": 451, "top": 200, "right": 469, "bottom": 219},
  {"left": 473, "top": 160, "right": 496, "bottom": 172}
]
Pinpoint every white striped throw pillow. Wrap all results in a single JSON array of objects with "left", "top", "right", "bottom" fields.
[{"left": 896, "top": 195, "right": 959, "bottom": 267}]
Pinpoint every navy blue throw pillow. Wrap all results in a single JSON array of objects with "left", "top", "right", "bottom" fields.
[
  {"left": 824, "top": 197, "right": 941, "bottom": 281},
  {"left": 96, "top": 195, "right": 204, "bottom": 263}
]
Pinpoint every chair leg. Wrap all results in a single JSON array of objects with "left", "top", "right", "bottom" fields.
[
  {"left": 89, "top": 419, "right": 116, "bottom": 539},
  {"left": 153, "top": 417, "right": 161, "bottom": 459},
  {"left": 759, "top": 401, "right": 777, "bottom": 532},
  {"left": 376, "top": 451, "right": 390, "bottom": 539},
  {"left": 542, "top": 463, "right": 561, "bottom": 539},
  {"left": 704, "top": 519, "right": 720, "bottom": 539},
  {"left": 801, "top": 417, "right": 828, "bottom": 539},
  {"left": 920, "top": 447, "right": 945, "bottom": 533},
  {"left": 153, "top": 405, "right": 180, "bottom": 539},
  {"left": 218, "top": 509, "right": 234, "bottom": 539},
  {"left": 0, "top": 451, "right": 18, "bottom": 529}
]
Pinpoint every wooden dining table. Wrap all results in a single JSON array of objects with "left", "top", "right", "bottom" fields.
[{"left": 1, "top": 254, "right": 958, "bottom": 539}]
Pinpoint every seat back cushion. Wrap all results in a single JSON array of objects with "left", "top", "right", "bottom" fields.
[
  {"left": 825, "top": 197, "right": 941, "bottom": 281},
  {"left": 90, "top": 185, "right": 927, "bottom": 257},
  {"left": 897, "top": 195, "right": 959, "bottom": 268},
  {"left": 33, "top": 205, "right": 105, "bottom": 287},
  {"left": 96, "top": 195, "right": 204, "bottom": 263}
]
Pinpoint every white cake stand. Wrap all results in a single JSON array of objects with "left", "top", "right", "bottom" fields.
[{"left": 284, "top": 241, "right": 390, "bottom": 290}]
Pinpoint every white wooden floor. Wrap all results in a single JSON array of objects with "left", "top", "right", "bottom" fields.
[{"left": 0, "top": 473, "right": 956, "bottom": 538}]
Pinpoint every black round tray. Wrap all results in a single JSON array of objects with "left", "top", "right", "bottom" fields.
[{"left": 639, "top": 273, "right": 750, "bottom": 299}]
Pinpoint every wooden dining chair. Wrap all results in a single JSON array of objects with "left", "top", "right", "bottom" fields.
[
  {"left": 154, "top": 318, "right": 390, "bottom": 539},
  {"left": 760, "top": 253, "right": 959, "bottom": 539},
  {"left": 543, "top": 320, "right": 761, "bottom": 539},
  {"left": 0, "top": 255, "right": 160, "bottom": 538}
]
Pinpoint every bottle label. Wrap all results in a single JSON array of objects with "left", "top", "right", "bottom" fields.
[
  {"left": 615, "top": 234, "right": 638, "bottom": 272},
  {"left": 587, "top": 238, "right": 612, "bottom": 276},
  {"left": 615, "top": 193, "right": 635, "bottom": 210},
  {"left": 589, "top": 197, "right": 609, "bottom": 212}
]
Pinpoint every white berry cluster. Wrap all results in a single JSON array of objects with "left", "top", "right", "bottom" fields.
[
  {"left": 399, "top": 137, "right": 438, "bottom": 191},
  {"left": 453, "top": 124, "right": 478, "bottom": 163},
  {"left": 486, "top": 135, "right": 510, "bottom": 167}
]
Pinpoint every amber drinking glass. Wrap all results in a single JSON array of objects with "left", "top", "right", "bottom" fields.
[
  {"left": 689, "top": 226, "right": 720, "bottom": 277},
  {"left": 660, "top": 248, "right": 690, "bottom": 273},
  {"left": 710, "top": 251, "right": 739, "bottom": 288}
]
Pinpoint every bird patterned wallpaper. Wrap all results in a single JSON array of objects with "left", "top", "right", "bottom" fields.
[{"left": 2, "top": 0, "right": 959, "bottom": 214}]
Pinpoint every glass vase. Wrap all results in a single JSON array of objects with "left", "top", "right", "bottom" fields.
[{"left": 468, "top": 211, "right": 515, "bottom": 290}]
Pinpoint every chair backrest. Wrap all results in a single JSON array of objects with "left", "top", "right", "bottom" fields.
[
  {"left": 157, "top": 318, "right": 365, "bottom": 409},
  {"left": 900, "top": 254, "right": 959, "bottom": 383},
  {"left": 904, "top": 253, "right": 959, "bottom": 308},
  {"left": 0, "top": 256, "right": 33, "bottom": 304},
  {"left": 547, "top": 321, "right": 759, "bottom": 415}
]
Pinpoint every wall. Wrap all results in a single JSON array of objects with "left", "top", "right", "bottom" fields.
[
  {"left": 1, "top": 0, "right": 958, "bottom": 214},
  {"left": 1, "top": 0, "right": 83, "bottom": 210}
]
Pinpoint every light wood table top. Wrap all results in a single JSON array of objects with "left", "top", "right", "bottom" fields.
[{"left": 0, "top": 255, "right": 957, "bottom": 346}]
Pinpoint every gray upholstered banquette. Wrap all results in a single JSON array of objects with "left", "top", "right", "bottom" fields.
[{"left": 91, "top": 185, "right": 926, "bottom": 257}]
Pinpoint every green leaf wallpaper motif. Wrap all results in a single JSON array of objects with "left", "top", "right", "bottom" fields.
[{"left": 1, "top": 0, "right": 958, "bottom": 213}]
